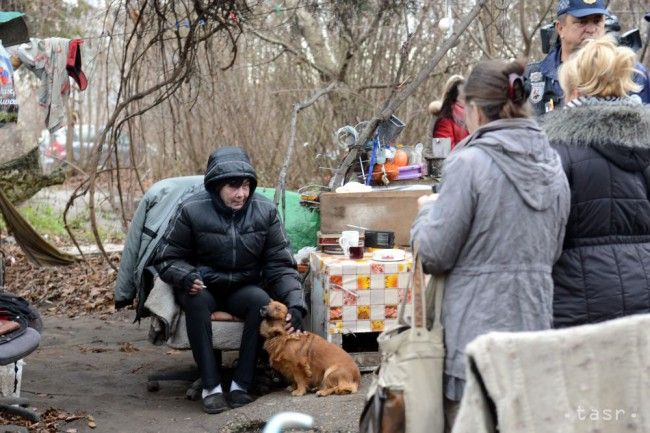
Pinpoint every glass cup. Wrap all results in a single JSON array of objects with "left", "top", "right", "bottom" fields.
[
  {"left": 338, "top": 230, "right": 360, "bottom": 257},
  {"left": 349, "top": 246, "right": 364, "bottom": 260}
]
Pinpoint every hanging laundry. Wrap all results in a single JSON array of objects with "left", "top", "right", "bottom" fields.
[
  {"left": 66, "top": 38, "right": 87, "bottom": 91},
  {"left": 0, "top": 41, "right": 18, "bottom": 128},
  {"left": 9, "top": 37, "right": 87, "bottom": 133}
]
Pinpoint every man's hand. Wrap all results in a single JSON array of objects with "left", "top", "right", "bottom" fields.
[
  {"left": 285, "top": 307, "right": 306, "bottom": 334},
  {"left": 188, "top": 278, "right": 206, "bottom": 296}
]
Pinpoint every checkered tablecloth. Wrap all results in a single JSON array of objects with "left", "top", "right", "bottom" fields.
[{"left": 309, "top": 251, "right": 413, "bottom": 338}]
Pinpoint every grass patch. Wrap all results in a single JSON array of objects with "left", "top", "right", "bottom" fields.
[
  {"left": 15, "top": 204, "right": 69, "bottom": 238},
  {"left": 0, "top": 203, "right": 126, "bottom": 245}
]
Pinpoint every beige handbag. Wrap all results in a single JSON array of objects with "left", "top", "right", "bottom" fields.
[{"left": 359, "top": 251, "right": 445, "bottom": 433}]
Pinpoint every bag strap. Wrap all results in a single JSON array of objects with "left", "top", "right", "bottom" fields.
[
  {"left": 431, "top": 272, "right": 444, "bottom": 330},
  {"left": 412, "top": 251, "right": 426, "bottom": 329},
  {"left": 399, "top": 245, "right": 444, "bottom": 330},
  {"left": 398, "top": 249, "right": 422, "bottom": 328}
]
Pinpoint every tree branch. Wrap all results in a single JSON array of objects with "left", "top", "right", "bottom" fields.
[
  {"left": 329, "top": 0, "right": 488, "bottom": 188},
  {"left": 274, "top": 81, "right": 339, "bottom": 211},
  {"left": 248, "top": 28, "right": 336, "bottom": 78}
]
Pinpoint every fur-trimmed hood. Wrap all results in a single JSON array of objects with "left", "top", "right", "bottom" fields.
[{"left": 542, "top": 104, "right": 650, "bottom": 172}]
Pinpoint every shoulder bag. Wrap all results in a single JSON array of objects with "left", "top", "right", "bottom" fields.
[{"left": 359, "top": 250, "right": 445, "bottom": 433}]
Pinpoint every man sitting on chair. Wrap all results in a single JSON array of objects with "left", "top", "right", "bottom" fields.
[{"left": 153, "top": 146, "right": 306, "bottom": 414}]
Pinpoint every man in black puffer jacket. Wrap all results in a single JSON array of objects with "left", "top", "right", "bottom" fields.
[{"left": 154, "top": 146, "right": 306, "bottom": 414}]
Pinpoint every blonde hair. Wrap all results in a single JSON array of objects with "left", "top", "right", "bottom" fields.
[{"left": 559, "top": 35, "right": 641, "bottom": 98}]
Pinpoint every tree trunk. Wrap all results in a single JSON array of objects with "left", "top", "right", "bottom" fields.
[{"left": 0, "top": 147, "right": 65, "bottom": 204}]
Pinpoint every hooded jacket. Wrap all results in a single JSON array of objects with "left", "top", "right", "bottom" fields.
[
  {"left": 411, "top": 118, "right": 570, "bottom": 399},
  {"left": 543, "top": 99, "right": 650, "bottom": 328},
  {"left": 153, "top": 147, "right": 305, "bottom": 313}
]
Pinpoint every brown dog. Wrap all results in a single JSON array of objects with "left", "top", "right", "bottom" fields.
[{"left": 260, "top": 300, "right": 361, "bottom": 396}]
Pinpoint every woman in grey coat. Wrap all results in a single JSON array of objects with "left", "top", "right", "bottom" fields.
[{"left": 411, "top": 60, "right": 570, "bottom": 426}]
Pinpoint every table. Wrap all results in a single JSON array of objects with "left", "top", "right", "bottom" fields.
[{"left": 309, "top": 251, "right": 413, "bottom": 344}]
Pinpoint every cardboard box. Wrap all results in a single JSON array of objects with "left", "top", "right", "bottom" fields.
[{"left": 319, "top": 189, "right": 430, "bottom": 247}]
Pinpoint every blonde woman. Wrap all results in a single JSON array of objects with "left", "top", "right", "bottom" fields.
[{"left": 543, "top": 36, "right": 650, "bottom": 328}]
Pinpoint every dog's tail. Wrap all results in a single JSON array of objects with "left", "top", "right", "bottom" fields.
[
  {"left": 333, "top": 381, "right": 359, "bottom": 394},
  {"left": 319, "top": 365, "right": 359, "bottom": 395}
]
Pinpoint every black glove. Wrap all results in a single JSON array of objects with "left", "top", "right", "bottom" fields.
[
  {"left": 181, "top": 271, "right": 202, "bottom": 293},
  {"left": 287, "top": 307, "right": 304, "bottom": 332}
]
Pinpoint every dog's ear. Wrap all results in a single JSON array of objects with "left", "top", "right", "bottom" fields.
[
  {"left": 267, "top": 325, "right": 285, "bottom": 338},
  {"left": 260, "top": 320, "right": 286, "bottom": 339}
]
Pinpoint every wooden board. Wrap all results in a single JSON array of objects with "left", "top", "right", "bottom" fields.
[{"left": 319, "top": 189, "right": 430, "bottom": 247}]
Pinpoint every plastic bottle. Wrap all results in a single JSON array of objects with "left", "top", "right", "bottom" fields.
[
  {"left": 411, "top": 143, "right": 424, "bottom": 165},
  {"left": 375, "top": 147, "right": 387, "bottom": 164}
]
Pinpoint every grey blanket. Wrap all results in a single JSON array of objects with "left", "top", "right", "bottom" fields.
[
  {"left": 144, "top": 278, "right": 243, "bottom": 350},
  {"left": 453, "top": 314, "right": 650, "bottom": 432}
]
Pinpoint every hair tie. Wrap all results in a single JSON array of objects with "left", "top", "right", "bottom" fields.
[{"left": 508, "top": 73, "right": 528, "bottom": 104}]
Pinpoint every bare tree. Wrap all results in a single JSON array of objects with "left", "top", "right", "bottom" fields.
[
  {"left": 65, "top": 0, "right": 254, "bottom": 267},
  {"left": 16, "top": 0, "right": 645, "bottom": 263}
]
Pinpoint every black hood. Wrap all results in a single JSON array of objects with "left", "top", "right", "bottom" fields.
[
  {"left": 204, "top": 147, "right": 258, "bottom": 215},
  {"left": 543, "top": 104, "right": 650, "bottom": 172}
]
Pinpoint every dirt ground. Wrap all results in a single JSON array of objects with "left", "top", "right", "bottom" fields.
[{"left": 7, "top": 308, "right": 370, "bottom": 433}]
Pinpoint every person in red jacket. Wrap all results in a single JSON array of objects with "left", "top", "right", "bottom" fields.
[{"left": 429, "top": 75, "right": 470, "bottom": 150}]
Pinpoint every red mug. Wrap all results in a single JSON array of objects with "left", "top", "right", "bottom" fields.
[{"left": 349, "top": 246, "right": 364, "bottom": 260}]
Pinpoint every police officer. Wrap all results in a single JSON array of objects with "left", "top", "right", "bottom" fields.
[{"left": 525, "top": 0, "right": 650, "bottom": 115}]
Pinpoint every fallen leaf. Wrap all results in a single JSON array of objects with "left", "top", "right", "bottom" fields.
[
  {"left": 3, "top": 244, "right": 119, "bottom": 317},
  {"left": 78, "top": 346, "right": 111, "bottom": 353},
  {"left": 120, "top": 342, "right": 139, "bottom": 352}
]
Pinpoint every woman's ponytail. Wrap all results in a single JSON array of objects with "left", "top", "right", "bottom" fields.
[{"left": 464, "top": 59, "right": 531, "bottom": 121}]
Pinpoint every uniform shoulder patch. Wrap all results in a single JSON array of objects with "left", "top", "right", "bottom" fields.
[{"left": 530, "top": 82, "right": 545, "bottom": 104}]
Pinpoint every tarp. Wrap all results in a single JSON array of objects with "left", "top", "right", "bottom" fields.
[
  {"left": 0, "top": 12, "right": 29, "bottom": 48},
  {"left": 257, "top": 187, "right": 319, "bottom": 253},
  {"left": 0, "top": 12, "right": 24, "bottom": 23}
]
